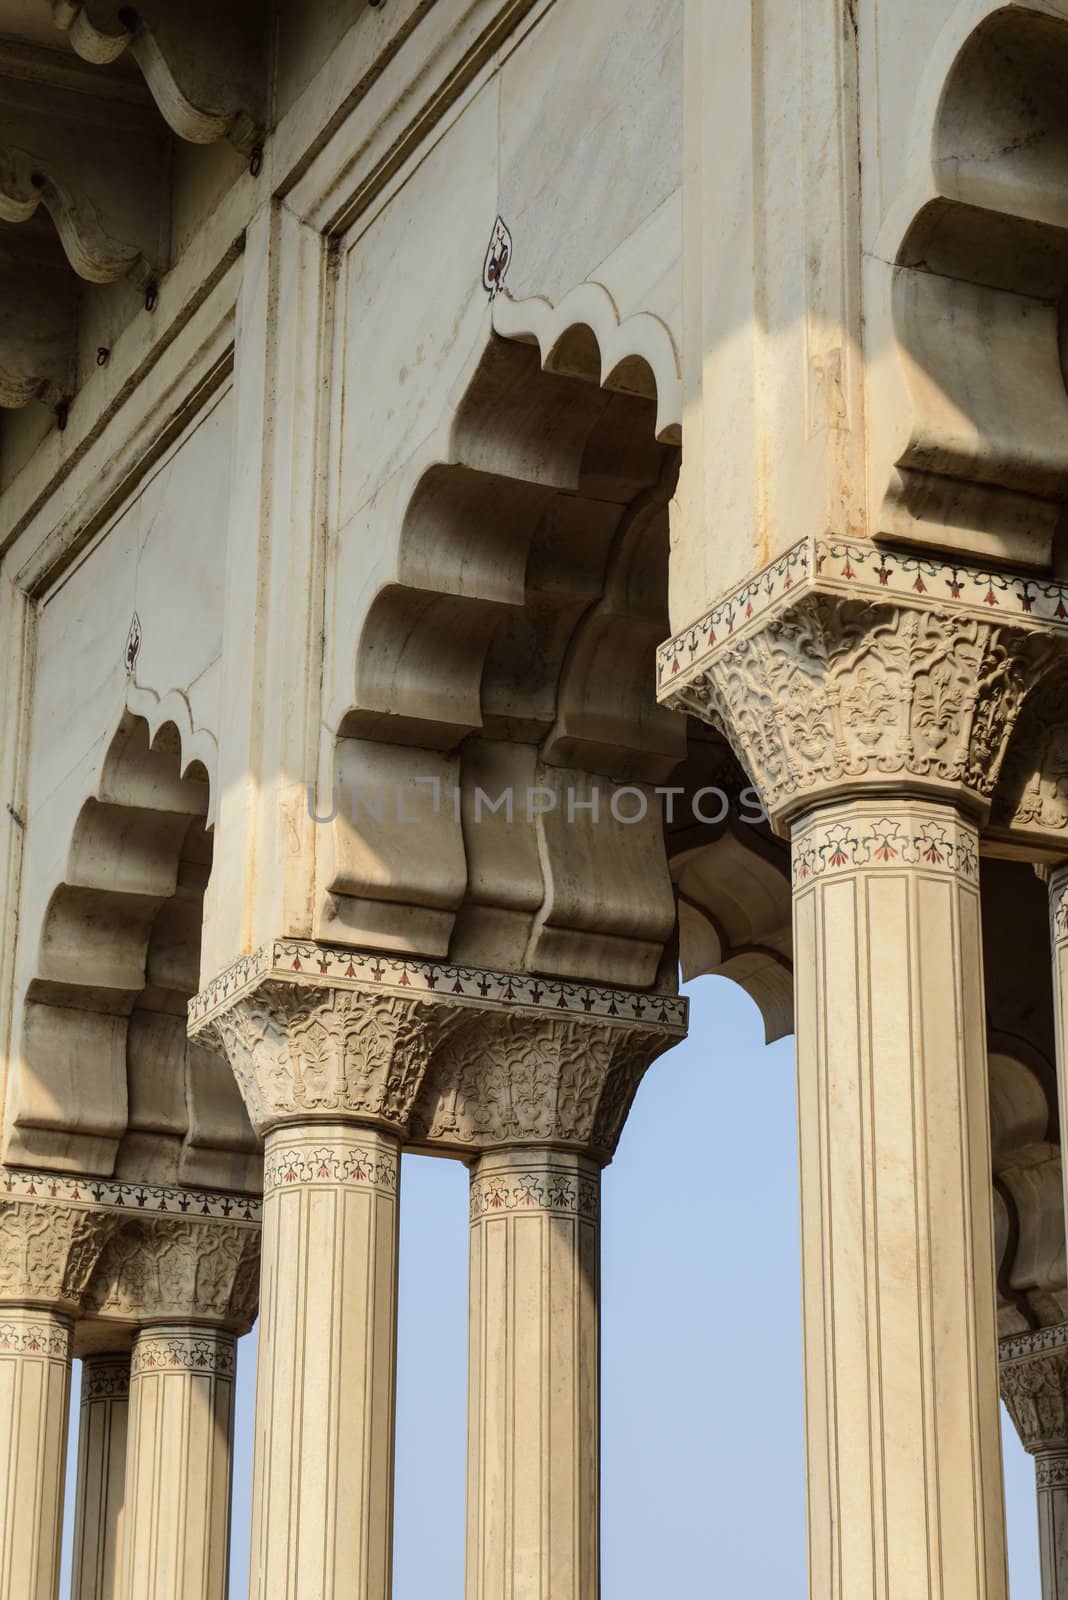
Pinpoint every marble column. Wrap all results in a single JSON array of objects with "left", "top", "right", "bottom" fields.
[
  {"left": 653, "top": 556, "right": 1066, "bottom": 1600},
  {"left": 250, "top": 1124, "right": 401, "bottom": 1600},
  {"left": 71, "top": 1353, "right": 130, "bottom": 1600},
  {"left": 199, "top": 981, "right": 461, "bottom": 1600},
  {"left": 791, "top": 797, "right": 1005, "bottom": 1598},
  {"left": 122, "top": 1324, "right": 236, "bottom": 1600},
  {"left": 1050, "top": 864, "right": 1068, "bottom": 1225},
  {"left": 1001, "top": 1324, "right": 1068, "bottom": 1600},
  {"left": 0, "top": 1196, "right": 116, "bottom": 1600},
  {"left": 67, "top": 1211, "right": 257, "bottom": 1600},
  {"left": 407, "top": 1004, "right": 674, "bottom": 1600},
  {"left": 0, "top": 1307, "right": 72, "bottom": 1600},
  {"left": 193, "top": 953, "right": 684, "bottom": 1600},
  {"left": 466, "top": 1148, "right": 600, "bottom": 1600}
]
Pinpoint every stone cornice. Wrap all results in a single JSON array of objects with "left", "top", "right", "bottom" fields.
[
  {"left": 189, "top": 941, "right": 688, "bottom": 1035},
  {"left": 657, "top": 537, "right": 1066, "bottom": 830}
]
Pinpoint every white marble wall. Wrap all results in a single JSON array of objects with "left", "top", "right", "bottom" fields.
[{"left": 324, "top": 0, "right": 683, "bottom": 735}]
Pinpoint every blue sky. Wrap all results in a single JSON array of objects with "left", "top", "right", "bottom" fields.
[{"left": 60, "top": 974, "right": 1040, "bottom": 1595}]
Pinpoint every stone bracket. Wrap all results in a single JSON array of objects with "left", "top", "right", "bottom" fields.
[
  {"left": 0, "top": 76, "right": 169, "bottom": 288},
  {"left": 52, "top": 1, "right": 266, "bottom": 156}
]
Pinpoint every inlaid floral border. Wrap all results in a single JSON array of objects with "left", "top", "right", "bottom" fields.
[
  {"left": 81, "top": 1359, "right": 131, "bottom": 1400},
  {"left": 132, "top": 1335, "right": 235, "bottom": 1379},
  {"left": 0, "top": 1319, "right": 70, "bottom": 1358},
  {"left": 470, "top": 1168, "right": 600, "bottom": 1224},
  {"left": 792, "top": 812, "right": 980, "bottom": 886},
  {"left": 190, "top": 940, "right": 688, "bottom": 1035},
  {"left": 263, "top": 1141, "right": 399, "bottom": 1197},
  {"left": 657, "top": 536, "right": 1068, "bottom": 693},
  {"left": 1036, "top": 1458, "right": 1068, "bottom": 1490},
  {"left": 0, "top": 1164, "right": 261, "bottom": 1224}
]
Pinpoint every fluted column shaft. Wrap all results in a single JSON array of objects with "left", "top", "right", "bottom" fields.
[
  {"left": 192, "top": 961, "right": 681, "bottom": 1600},
  {"left": 72, "top": 1354, "right": 130, "bottom": 1600},
  {"left": 250, "top": 1123, "right": 401, "bottom": 1600},
  {"left": 122, "top": 1324, "right": 236, "bottom": 1600},
  {"left": 466, "top": 1147, "right": 600, "bottom": 1600},
  {"left": 1036, "top": 1455, "right": 1068, "bottom": 1600},
  {"left": 792, "top": 797, "right": 1006, "bottom": 1600},
  {"left": 1040, "top": 872, "right": 1068, "bottom": 1600},
  {"left": 0, "top": 1307, "right": 72, "bottom": 1600},
  {"left": 1050, "top": 865, "right": 1068, "bottom": 1232},
  {"left": 1000, "top": 1327, "right": 1068, "bottom": 1600}
]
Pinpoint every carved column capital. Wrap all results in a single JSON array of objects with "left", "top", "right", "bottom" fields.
[
  {"left": 412, "top": 1009, "right": 674, "bottom": 1162},
  {"left": 0, "top": 1197, "right": 117, "bottom": 1313},
  {"left": 190, "top": 941, "right": 688, "bottom": 1154},
  {"left": 81, "top": 1215, "right": 260, "bottom": 1335},
  {"left": 196, "top": 979, "right": 458, "bottom": 1137},
  {"left": 658, "top": 537, "right": 1067, "bottom": 831},
  {"left": 1000, "top": 1325, "right": 1068, "bottom": 1455}
]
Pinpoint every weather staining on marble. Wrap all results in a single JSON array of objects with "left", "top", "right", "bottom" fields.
[{"left": 2, "top": 4, "right": 1068, "bottom": 1600}]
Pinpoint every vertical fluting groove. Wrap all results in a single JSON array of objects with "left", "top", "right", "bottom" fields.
[
  {"left": 906, "top": 873, "right": 935, "bottom": 1595},
  {"left": 857, "top": 875, "right": 884, "bottom": 1600},
  {"left": 72, "top": 1355, "right": 129, "bottom": 1600},
  {"left": 1, "top": 1365, "right": 13, "bottom": 1595},
  {"left": 0, "top": 1311, "right": 71, "bottom": 1600},
  {"left": 328, "top": 1185, "right": 343, "bottom": 1589},
  {"left": 793, "top": 885, "right": 824, "bottom": 1598},
  {"left": 123, "top": 1328, "right": 234, "bottom": 1600},
  {"left": 467, "top": 1150, "right": 600, "bottom": 1600},
  {"left": 251, "top": 1125, "right": 400, "bottom": 1600},
  {"left": 955, "top": 878, "right": 983, "bottom": 1600},
  {"left": 358, "top": 1184, "right": 371, "bottom": 1591},
  {"left": 507, "top": 1215, "right": 515, "bottom": 1600},
  {"left": 792, "top": 800, "right": 1006, "bottom": 1600},
  {"left": 538, "top": 1216, "right": 547, "bottom": 1600},
  {"left": 566, "top": 1220, "right": 573, "bottom": 1598},
  {"left": 818, "top": 876, "right": 842, "bottom": 1600}
]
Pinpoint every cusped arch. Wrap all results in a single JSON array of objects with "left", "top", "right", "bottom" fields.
[
  {"left": 5, "top": 709, "right": 257, "bottom": 1189},
  {"left": 492, "top": 282, "right": 682, "bottom": 445},
  {"left": 326, "top": 310, "right": 685, "bottom": 988},
  {"left": 125, "top": 683, "right": 220, "bottom": 824},
  {"left": 323, "top": 307, "right": 796, "bottom": 1038}
]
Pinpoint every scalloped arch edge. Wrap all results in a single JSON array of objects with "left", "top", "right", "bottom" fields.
[
  {"left": 492, "top": 282, "right": 682, "bottom": 445},
  {"left": 125, "top": 684, "right": 219, "bottom": 825}
]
